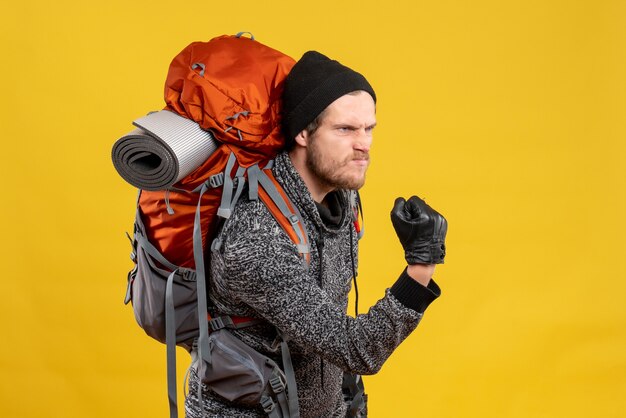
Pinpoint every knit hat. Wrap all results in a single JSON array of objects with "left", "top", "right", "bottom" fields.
[{"left": 282, "top": 51, "right": 376, "bottom": 146}]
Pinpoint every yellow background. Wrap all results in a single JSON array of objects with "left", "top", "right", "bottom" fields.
[{"left": 1, "top": 0, "right": 625, "bottom": 417}]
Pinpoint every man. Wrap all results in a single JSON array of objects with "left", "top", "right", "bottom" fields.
[{"left": 185, "top": 51, "right": 447, "bottom": 417}]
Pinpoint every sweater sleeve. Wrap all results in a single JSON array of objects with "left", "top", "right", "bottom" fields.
[
  {"left": 390, "top": 268, "right": 441, "bottom": 313},
  {"left": 215, "top": 204, "right": 439, "bottom": 376}
]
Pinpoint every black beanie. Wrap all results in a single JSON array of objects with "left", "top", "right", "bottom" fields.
[{"left": 282, "top": 51, "right": 376, "bottom": 147}]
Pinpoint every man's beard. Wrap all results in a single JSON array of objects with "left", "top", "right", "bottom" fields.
[{"left": 305, "top": 139, "right": 369, "bottom": 191}]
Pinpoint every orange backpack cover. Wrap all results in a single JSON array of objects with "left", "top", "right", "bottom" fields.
[{"left": 139, "top": 34, "right": 296, "bottom": 268}]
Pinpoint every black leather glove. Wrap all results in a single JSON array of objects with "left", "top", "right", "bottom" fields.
[{"left": 391, "top": 196, "right": 447, "bottom": 264}]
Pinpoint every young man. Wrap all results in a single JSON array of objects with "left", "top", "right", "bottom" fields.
[{"left": 185, "top": 51, "right": 447, "bottom": 417}]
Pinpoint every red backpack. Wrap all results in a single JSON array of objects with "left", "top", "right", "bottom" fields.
[{"left": 114, "top": 33, "right": 309, "bottom": 418}]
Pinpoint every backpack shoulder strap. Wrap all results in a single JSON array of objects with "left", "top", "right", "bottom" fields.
[{"left": 255, "top": 167, "right": 311, "bottom": 264}]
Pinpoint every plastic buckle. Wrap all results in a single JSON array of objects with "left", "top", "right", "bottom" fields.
[
  {"left": 180, "top": 269, "right": 196, "bottom": 282},
  {"left": 261, "top": 396, "right": 275, "bottom": 413},
  {"left": 208, "top": 173, "right": 224, "bottom": 188},
  {"left": 288, "top": 214, "right": 299, "bottom": 225},
  {"left": 269, "top": 376, "right": 285, "bottom": 394},
  {"left": 209, "top": 316, "right": 226, "bottom": 332},
  {"left": 209, "top": 316, "right": 234, "bottom": 332}
]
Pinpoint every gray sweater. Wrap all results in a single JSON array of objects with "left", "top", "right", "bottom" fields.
[{"left": 185, "top": 152, "right": 441, "bottom": 417}]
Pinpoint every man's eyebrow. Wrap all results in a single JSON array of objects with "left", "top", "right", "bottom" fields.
[
  {"left": 329, "top": 122, "right": 377, "bottom": 129},
  {"left": 329, "top": 123, "right": 358, "bottom": 129}
]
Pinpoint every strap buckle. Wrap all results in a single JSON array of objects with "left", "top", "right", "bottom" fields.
[
  {"left": 261, "top": 396, "right": 276, "bottom": 413},
  {"left": 208, "top": 173, "right": 224, "bottom": 188},
  {"left": 178, "top": 268, "right": 197, "bottom": 282},
  {"left": 269, "top": 375, "right": 285, "bottom": 394},
  {"left": 209, "top": 316, "right": 234, "bottom": 332}
]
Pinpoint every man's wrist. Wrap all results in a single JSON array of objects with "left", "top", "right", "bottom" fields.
[{"left": 406, "top": 264, "right": 435, "bottom": 286}]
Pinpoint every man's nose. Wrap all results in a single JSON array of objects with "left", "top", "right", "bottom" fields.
[{"left": 354, "top": 129, "right": 372, "bottom": 152}]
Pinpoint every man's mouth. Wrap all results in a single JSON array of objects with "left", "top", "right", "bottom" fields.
[
  {"left": 351, "top": 159, "right": 369, "bottom": 167},
  {"left": 350, "top": 152, "right": 370, "bottom": 166}
]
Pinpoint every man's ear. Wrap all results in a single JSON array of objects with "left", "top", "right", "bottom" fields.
[{"left": 294, "top": 130, "right": 308, "bottom": 147}]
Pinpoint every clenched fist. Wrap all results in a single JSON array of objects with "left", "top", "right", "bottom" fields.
[{"left": 391, "top": 196, "right": 447, "bottom": 265}]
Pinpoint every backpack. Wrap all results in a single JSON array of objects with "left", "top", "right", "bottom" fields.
[{"left": 115, "top": 33, "right": 308, "bottom": 418}]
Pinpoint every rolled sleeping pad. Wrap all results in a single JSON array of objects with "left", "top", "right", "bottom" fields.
[{"left": 112, "top": 110, "right": 219, "bottom": 190}]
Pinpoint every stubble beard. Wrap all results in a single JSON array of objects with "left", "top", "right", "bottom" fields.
[{"left": 305, "top": 139, "right": 369, "bottom": 191}]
